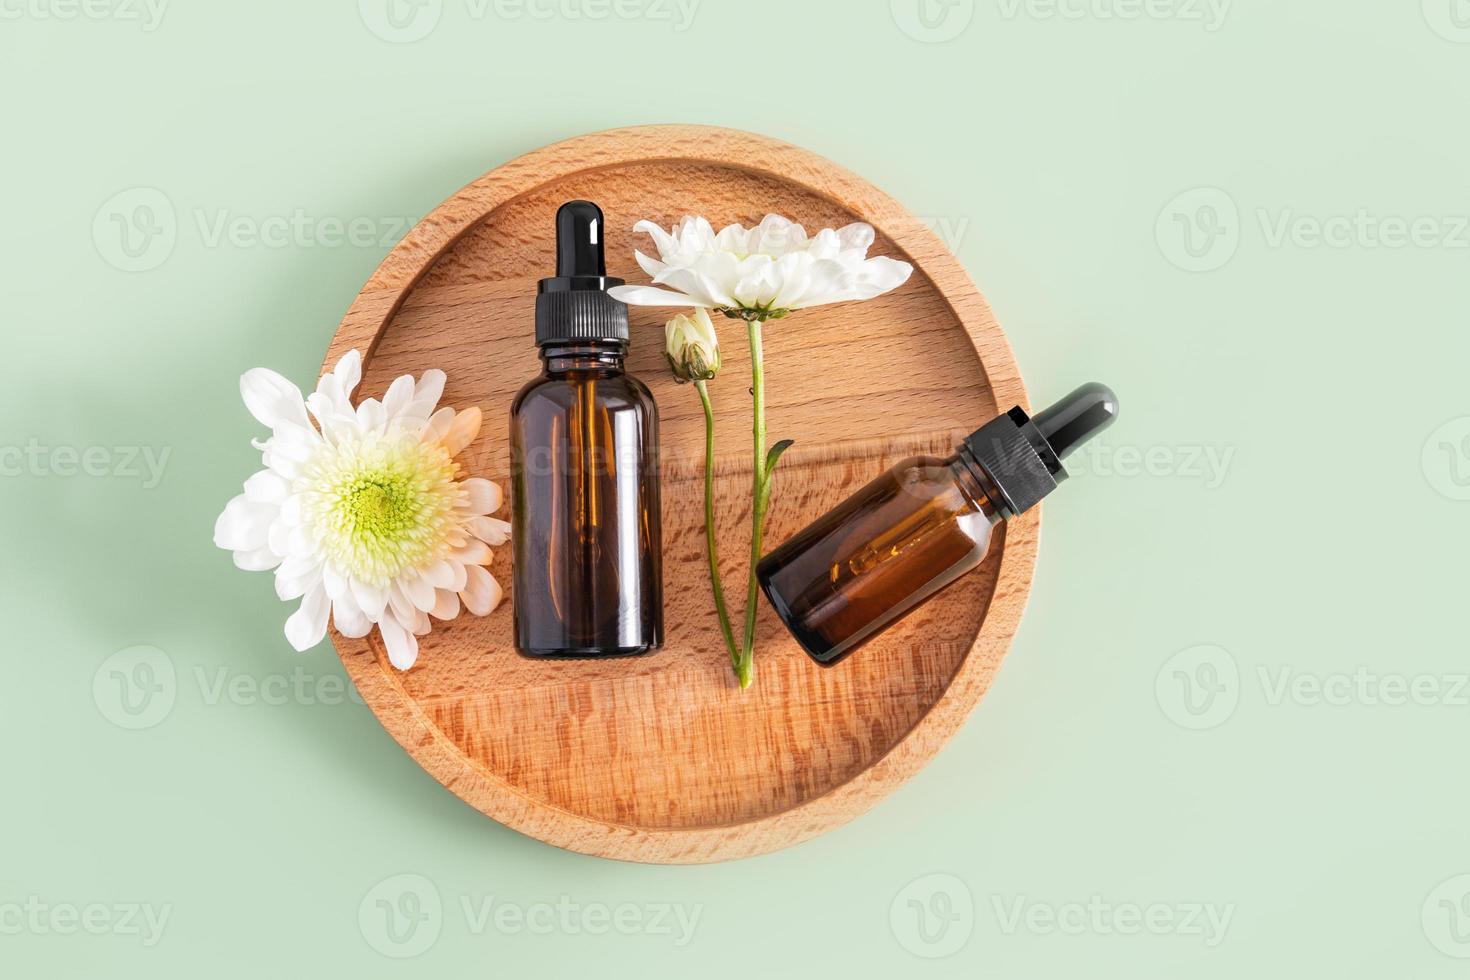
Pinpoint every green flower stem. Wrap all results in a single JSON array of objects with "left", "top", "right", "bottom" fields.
[
  {"left": 695, "top": 380, "right": 738, "bottom": 668},
  {"left": 736, "top": 319, "right": 768, "bottom": 689}
]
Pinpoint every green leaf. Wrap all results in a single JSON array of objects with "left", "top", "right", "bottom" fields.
[{"left": 765, "top": 439, "right": 795, "bottom": 474}]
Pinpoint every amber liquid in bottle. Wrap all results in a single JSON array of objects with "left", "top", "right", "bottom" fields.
[
  {"left": 758, "top": 383, "right": 1118, "bottom": 667},
  {"left": 510, "top": 340, "right": 663, "bottom": 657},
  {"left": 758, "top": 450, "right": 1000, "bottom": 665}
]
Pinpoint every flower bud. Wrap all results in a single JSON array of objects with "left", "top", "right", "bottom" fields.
[{"left": 664, "top": 308, "right": 721, "bottom": 383}]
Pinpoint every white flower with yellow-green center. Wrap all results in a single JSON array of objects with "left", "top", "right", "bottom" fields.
[{"left": 214, "top": 350, "right": 508, "bottom": 670}]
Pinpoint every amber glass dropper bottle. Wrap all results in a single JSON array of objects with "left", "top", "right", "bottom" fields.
[
  {"left": 509, "top": 201, "right": 663, "bottom": 658},
  {"left": 757, "top": 383, "right": 1117, "bottom": 665}
]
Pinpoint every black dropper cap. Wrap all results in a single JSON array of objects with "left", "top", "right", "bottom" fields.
[
  {"left": 535, "top": 200, "right": 629, "bottom": 346},
  {"left": 962, "top": 382, "right": 1119, "bottom": 517}
]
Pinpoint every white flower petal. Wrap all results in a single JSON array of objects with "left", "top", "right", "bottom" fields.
[
  {"left": 406, "top": 370, "right": 444, "bottom": 420},
  {"left": 469, "top": 516, "right": 511, "bottom": 546},
  {"left": 441, "top": 406, "right": 481, "bottom": 458},
  {"left": 351, "top": 578, "right": 389, "bottom": 618},
  {"left": 356, "top": 398, "right": 386, "bottom": 433},
  {"left": 286, "top": 525, "right": 317, "bottom": 558},
  {"left": 430, "top": 588, "right": 460, "bottom": 621},
  {"left": 233, "top": 546, "right": 282, "bottom": 571},
  {"left": 459, "top": 478, "right": 502, "bottom": 516},
  {"left": 284, "top": 583, "right": 330, "bottom": 651},
  {"left": 425, "top": 406, "right": 456, "bottom": 442},
  {"left": 386, "top": 582, "right": 416, "bottom": 625},
  {"left": 241, "top": 368, "right": 310, "bottom": 431},
  {"left": 214, "top": 495, "right": 277, "bottom": 552},
  {"left": 328, "top": 349, "right": 362, "bottom": 398},
  {"left": 242, "top": 470, "right": 290, "bottom": 505},
  {"left": 402, "top": 572, "right": 436, "bottom": 612},
  {"left": 459, "top": 564, "right": 502, "bottom": 617},
  {"left": 332, "top": 596, "right": 372, "bottom": 638},
  {"left": 424, "top": 560, "right": 458, "bottom": 589},
  {"left": 607, "top": 284, "right": 702, "bottom": 307},
  {"left": 454, "top": 540, "right": 492, "bottom": 567},
  {"left": 267, "top": 520, "right": 292, "bottom": 559},
  {"left": 378, "top": 616, "right": 418, "bottom": 670},
  {"left": 381, "top": 374, "right": 414, "bottom": 421},
  {"left": 322, "top": 563, "right": 349, "bottom": 600}
]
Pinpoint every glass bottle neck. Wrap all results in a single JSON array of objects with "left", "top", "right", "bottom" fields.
[
  {"left": 949, "top": 449, "right": 1007, "bottom": 522},
  {"left": 540, "top": 340, "right": 627, "bottom": 376}
]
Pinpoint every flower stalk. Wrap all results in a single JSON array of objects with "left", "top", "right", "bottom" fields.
[
  {"left": 695, "top": 379, "right": 738, "bottom": 668},
  {"left": 610, "top": 214, "right": 913, "bottom": 689}
]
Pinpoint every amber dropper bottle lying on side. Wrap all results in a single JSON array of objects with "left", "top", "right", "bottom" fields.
[{"left": 757, "top": 383, "right": 1118, "bottom": 666}]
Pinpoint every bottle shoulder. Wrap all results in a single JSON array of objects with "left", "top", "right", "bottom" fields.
[{"left": 510, "top": 371, "right": 659, "bottom": 417}]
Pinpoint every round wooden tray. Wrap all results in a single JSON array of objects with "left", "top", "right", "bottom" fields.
[{"left": 323, "top": 125, "right": 1037, "bottom": 864}]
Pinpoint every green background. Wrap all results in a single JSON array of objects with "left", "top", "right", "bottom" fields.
[{"left": 4, "top": 0, "right": 1468, "bottom": 975}]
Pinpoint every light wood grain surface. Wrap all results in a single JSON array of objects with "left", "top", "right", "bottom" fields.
[{"left": 322, "top": 125, "right": 1039, "bottom": 863}]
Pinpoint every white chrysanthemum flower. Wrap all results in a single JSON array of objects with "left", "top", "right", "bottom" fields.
[
  {"left": 608, "top": 214, "right": 913, "bottom": 319},
  {"left": 214, "top": 349, "right": 508, "bottom": 670}
]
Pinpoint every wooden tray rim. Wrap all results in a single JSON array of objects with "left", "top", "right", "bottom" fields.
[{"left": 322, "top": 124, "right": 1039, "bottom": 863}]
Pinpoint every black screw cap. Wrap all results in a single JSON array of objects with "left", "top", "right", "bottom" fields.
[{"left": 963, "top": 382, "right": 1119, "bottom": 516}]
